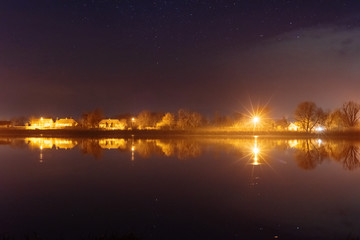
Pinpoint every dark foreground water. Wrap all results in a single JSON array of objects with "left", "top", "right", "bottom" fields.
[{"left": 0, "top": 136, "right": 360, "bottom": 239}]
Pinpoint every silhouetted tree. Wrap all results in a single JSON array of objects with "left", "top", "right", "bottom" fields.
[
  {"left": 176, "top": 109, "right": 203, "bottom": 129},
  {"left": 10, "top": 116, "right": 28, "bottom": 126},
  {"left": 325, "top": 109, "right": 344, "bottom": 130},
  {"left": 80, "top": 109, "right": 104, "bottom": 128},
  {"left": 340, "top": 101, "right": 360, "bottom": 128},
  {"left": 213, "top": 111, "right": 228, "bottom": 126},
  {"left": 294, "top": 101, "right": 324, "bottom": 132},
  {"left": 113, "top": 113, "right": 132, "bottom": 125},
  {"left": 136, "top": 111, "right": 163, "bottom": 129},
  {"left": 213, "top": 112, "right": 239, "bottom": 127},
  {"left": 276, "top": 117, "right": 289, "bottom": 130}
]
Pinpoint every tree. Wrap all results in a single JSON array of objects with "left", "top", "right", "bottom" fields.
[
  {"left": 294, "top": 101, "right": 324, "bottom": 133},
  {"left": 213, "top": 112, "right": 235, "bottom": 127},
  {"left": 340, "top": 101, "right": 360, "bottom": 128},
  {"left": 156, "top": 113, "right": 175, "bottom": 129},
  {"left": 10, "top": 116, "right": 29, "bottom": 126},
  {"left": 136, "top": 111, "right": 152, "bottom": 129},
  {"left": 276, "top": 117, "right": 289, "bottom": 131},
  {"left": 80, "top": 109, "right": 104, "bottom": 128},
  {"left": 136, "top": 111, "right": 163, "bottom": 129},
  {"left": 176, "top": 109, "right": 203, "bottom": 130},
  {"left": 325, "top": 109, "right": 344, "bottom": 130}
]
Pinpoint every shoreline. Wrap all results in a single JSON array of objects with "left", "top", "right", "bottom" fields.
[{"left": 0, "top": 128, "right": 359, "bottom": 139}]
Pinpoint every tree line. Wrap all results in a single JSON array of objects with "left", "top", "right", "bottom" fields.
[
  {"left": 294, "top": 101, "right": 360, "bottom": 132},
  {"left": 78, "top": 101, "right": 360, "bottom": 131},
  {"left": 79, "top": 109, "right": 206, "bottom": 130},
  {"left": 3, "top": 100, "right": 360, "bottom": 132}
]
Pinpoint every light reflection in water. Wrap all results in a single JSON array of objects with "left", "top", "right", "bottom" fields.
[
  {"left": 317, "top": 139, "right": 322, "bottom": 147},
  {"left": 1, "top": 137, "right": 358, "bottom": 171},
  {"left": 252, "top": 136, "right": 260, "bottom": 166},
  {"left": 39, "top": 147, "right": 43, "bottom": 163},
  {"left": 26, "top": 137, "right": 78, "bottom": 163},
  {"left": 2, "top": 136, "right": 360, "bottom": 239},
  {"left": 26, "top": 138, "right": 77, "bottom": 150},
  {"left": 250, "top": 136, "right": 262, "bottom": 187},
  {"left": 288, "top": 140, "right": 298, "bottom": 148},
  {"left": 98, "top": 138, "right": 127, "bottom": 149},
  {"left": 131, "top": 135, "right": 135, "bottom": 161}
]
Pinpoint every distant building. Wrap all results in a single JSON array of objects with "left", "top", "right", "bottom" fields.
[
  {"left": 99, "top": 119, "right": 126, "bottom": 130},
  {"left": 29, "top": 118, "right": 54, "bottom": 129},
  {"left": 55, "top": 118, "right": 78, "bottom": 128},
  {"left": 0, "top": 121, "right": 12, "bottom": 128},
  {"left": 288, "top": 122, "right": 299, "bottom": 131}
]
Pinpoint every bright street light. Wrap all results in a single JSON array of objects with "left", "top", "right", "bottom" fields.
[{"left": 252, "top": 116, "right": 260, "bottom": 124}]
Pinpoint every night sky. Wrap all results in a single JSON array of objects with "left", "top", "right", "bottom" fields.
[{"left": 1, "top": 0, "right": 360, "bottom": 119}]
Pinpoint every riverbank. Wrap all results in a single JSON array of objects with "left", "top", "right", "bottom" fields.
[{"left": 0, "top": 128, "right": 359, "bottom": 139}]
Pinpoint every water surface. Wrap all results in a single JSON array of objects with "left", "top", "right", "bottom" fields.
[{"left": 0, "top": 137, "right": 360, "bottom": 239}]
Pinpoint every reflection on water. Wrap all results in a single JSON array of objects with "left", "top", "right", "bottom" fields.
[
  {"left": 26, "top": 138, "right": 77, "bottom": 149},
  {"left": 293, "top": 138, "right": 327, "bottom": 170},
  {"left": 252, "top": 136, "right": 260, "bottom": 165},
  {"left": 98, "top": 138, "right": 127, "bottom": 149},
  {"left": 2, "top": 136, "right": 360, "bottom": 239},
  {"left": 290, "top": 138, "right": 360, "bottom": 171},
  {"left": 0, "top": 136, "right": 358, "bottom": 171}
]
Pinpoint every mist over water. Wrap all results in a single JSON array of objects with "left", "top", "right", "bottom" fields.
[{"left": 1, "top": 137, "right": 360, "bottom": 239}]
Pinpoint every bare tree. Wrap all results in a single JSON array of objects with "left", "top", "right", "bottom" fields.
[
  {"left": 136, "top": 111, "right": 163, "bottom": 129},
  {"left": 80, "top": 109, "right": 104, "bottom": 128},
  {"left": 156, "top": 112, "right": 175, "bottom": 130},
  {"left": 294, "top": 101, "right": 324, "bottom": 133},
  {"left": 340, "top": 101, "right": 360, "bottom": 128},
  {"left": 10, "top": 116, "right": 29, "bottom": 126},
  {"left": 325, "top": 109, "right": 344, "bottom": 130},
  {"left": 276, "top": 117, "right": 289, "bottom": 131},
  {"left": 176, "top": 109, "right": 203, "bottom": 130}
]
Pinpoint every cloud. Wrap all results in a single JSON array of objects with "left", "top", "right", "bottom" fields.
[{"left": 225, "top": 26, "right": 360, "bottom": 115}]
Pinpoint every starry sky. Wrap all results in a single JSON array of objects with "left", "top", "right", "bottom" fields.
[{"left": 1, "top": 0, "right": 360, "bottom": 119}]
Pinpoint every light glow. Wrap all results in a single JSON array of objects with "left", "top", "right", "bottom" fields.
[
  {"left": 315, "top": 126, "right": 325, "bottom": 132},
  {"left": 288, "top": 123, "right": 298, "bottom": 131}
]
